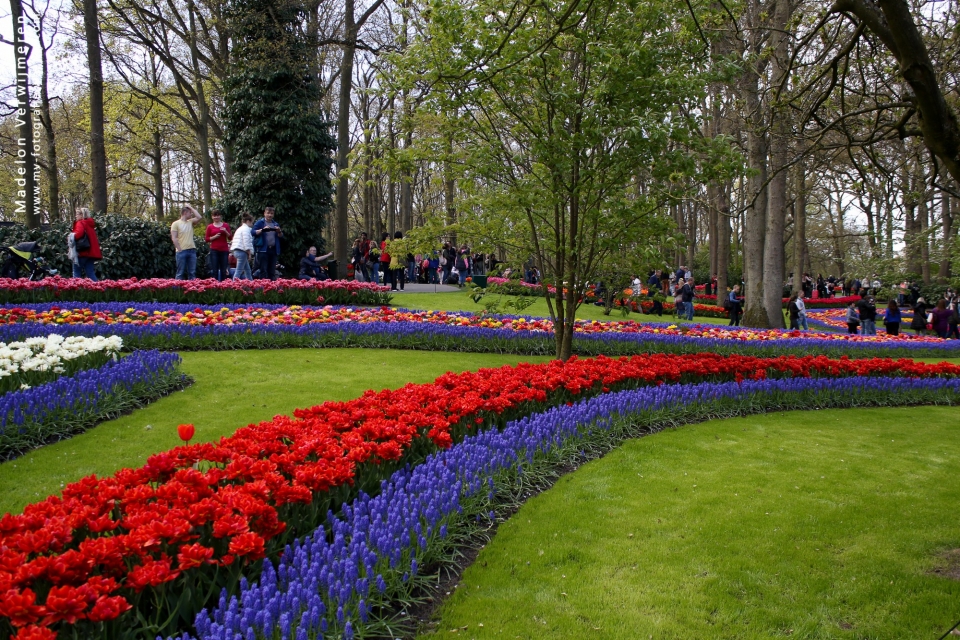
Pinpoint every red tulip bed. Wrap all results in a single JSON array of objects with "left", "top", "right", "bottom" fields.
[
  {"left": 3, "top": 353, "right": 959, "bottom": 639},
  {"left": 0, "top": 277, "right": 391, "bottom": 306}
]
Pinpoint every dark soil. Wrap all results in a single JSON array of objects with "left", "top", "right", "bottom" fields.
[{"left": 930, "top": 549, "right": 960, "bottom": 581}]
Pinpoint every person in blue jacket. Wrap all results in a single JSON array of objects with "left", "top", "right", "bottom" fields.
[
  {"left": 883, "top": 299, "right": 902, "bottom": 336},
  {"left": 252, "top": 206, "right": 283, "bottom": 280}
]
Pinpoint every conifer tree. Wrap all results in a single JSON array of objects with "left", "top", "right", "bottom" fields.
[{"left": 222, "top": 0, "right": 335, "bottom": 261}]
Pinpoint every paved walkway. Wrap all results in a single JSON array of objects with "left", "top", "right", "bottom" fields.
[{"left": 386, "top": 283, "right": 462, "bottom": 293}]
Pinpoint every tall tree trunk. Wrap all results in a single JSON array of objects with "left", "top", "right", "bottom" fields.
[
  {"left": 919, "top": 196, "right": 931, "bottom": 284},
  {"left": 37, "top": 12, "right": 59, "bottom": 222},
  {"left": 939, "top": 189, "right": 953, "bottom": 282},
  {"left": 335, "top": 0, "right": 357, "bottom": 271},
  {"left": 741, "top": 69, "right": 768, "bottom": 327},
  {"left": 152, "top": 130, "right": 164, "bottom": 221},
  {"left": 792, "top": 165, "right": 806, "bottom": 294},
  {"left": 11, "top": 0, "right": 39, "bottom": 227},
  {"left": 716, "top": 186, "right": 731, "bottom": 297},
  {"left": 762, "top": 0, "right": 792, "bottom": 327},
  {"left": 189, "top": 0, "right": 212, "bottom": 211},
  {"left": 83, "top": 0, "right": 108, "bottom": 213},
  {"left": 903, "top": 167, "right": 922, "bottom": 275}
]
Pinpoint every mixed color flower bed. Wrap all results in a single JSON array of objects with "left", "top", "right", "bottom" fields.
[
  {"left": 0, "top": 349, "right": 185, "bottom": 461},
  {"left": 3, "top": 354, "right": 958, "bottom": 639},
  {"left": 0, "top": 334, "right": 122, "bottom": 395},
  {"left": 0, "top": 304, "right": 956, "bottom": 358},
  {"left": 0, "top": 277, "right": 392, "bottom": 307}
]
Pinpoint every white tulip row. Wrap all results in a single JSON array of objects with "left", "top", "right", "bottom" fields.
[{"left": 0, "top": 334, "right": 123, "bottom": 379}]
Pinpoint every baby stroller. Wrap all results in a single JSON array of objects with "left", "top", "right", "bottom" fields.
[{"left": 1, "top": 242, "right": 58, "bottom": 280}]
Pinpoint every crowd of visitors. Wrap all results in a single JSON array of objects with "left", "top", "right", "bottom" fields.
[
  {"left": 349, "top": 235, "right": 489, "bottom": 290},
  {"left": 48, "top": 208, "right": 960, "bottom": 339}
]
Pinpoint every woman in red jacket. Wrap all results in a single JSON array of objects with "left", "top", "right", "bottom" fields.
[{"left": 72, "top": 208, "right": 102, "bottom": 280}]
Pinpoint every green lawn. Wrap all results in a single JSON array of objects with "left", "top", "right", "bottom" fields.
[
  {"left": 430, "top": 405, "right": 960, "bottom": 639},
  {"left": 391, "top": 291, "right": 733, "bottom": 325},
  {"left": 0, "top": 349, "right": 550, "bottom": 516}
]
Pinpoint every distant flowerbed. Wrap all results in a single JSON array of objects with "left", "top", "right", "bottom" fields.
[
  {"left": 0, "top": 277, "right": 392, "bottom": 306},
  {"left": 2, "top": 353, "right": 958, "bottom": 639},
  {"left": 0, "top": 304, "right": 955, "bottom": 358}
]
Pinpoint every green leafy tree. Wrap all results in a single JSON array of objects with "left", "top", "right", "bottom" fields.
[
  {"left": 221, "top": 0, "right": 336, "bottom": 259},
  {"left": 394, "top": 0, "right": 720, "bottom": 359}
]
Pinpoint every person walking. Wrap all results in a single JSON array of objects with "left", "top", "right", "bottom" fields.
[
  {"left": 788, "top": 294, "right": 801, "bottom": 330},
  {"left": 930, "top": 299, "right": 953, "bottom": 338},
  {"left": 456, "top": 245, "right": 471, "bottom": 287},
  {"left": 680, "top": 277, "right": 695, "bottom": 321},
  {"left": 647, "top": 269, "right": 664, "bottom": 316},
  {"left": 352, "top": 239, "right": 366, "bottom": 282},
  {"left": 252, "top": 206, "right": 283, "bottom": 280},
  {"left": 171, "top": 204, "right": 203, "bottom": 280},
  {"left": 727, "top": 286, "right": 742, "bottom": 326},
  {"left": 883, "top": 299, "right": 902, "bottom": 336},
  {"left": 229, "top": 213, "right": 254, "bottom": 280},
  {"left": 795, "top": 295, "right": 808, "bottom": 330},
  {"left": 367, "top": 237, "right": 381, "bottom": 284},
  {"left": 392, "top": 231, "right": 406, "bottom": 290},
  {"left": 380, "top": 232, "right": 394, "bottom": 290},
  {"left": 856, "top": 294, "right": 877, "bottom": 335},
  {"left": 910, "top": 298, "right": 929, "bottom": 335},
  {"left": 204, "top": 209, "right": 232, "bottom": 281},
  {"left": 845, "top": 302, "right": 860, "bottom": 334},
  {"left": 71, "top": 207, "right": 101, "bottom": 280}
]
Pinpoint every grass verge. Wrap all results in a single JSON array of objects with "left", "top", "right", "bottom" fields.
[
  {"left": 430, "top": 405, "right": 960, "bottom": 639},
  {"left": 0, "top": 348, "right": 549, "bottom": 516},
  {"left": 391, "top": 292, "right": 733, "bottom": 325}
]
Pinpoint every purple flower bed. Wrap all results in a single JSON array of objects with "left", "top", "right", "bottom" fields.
[
  {"left": 0, "top": 303, "right": 957, "bottom": 359},
  {"left": 175, "top": 374, "right": 960, "bottom": 640},
  {"left": 0, "top": 350, "right": 185, "bottom": 461}
]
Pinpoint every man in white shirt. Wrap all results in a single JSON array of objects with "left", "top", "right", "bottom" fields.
[
  {"left": 795, "top": 295, "right": 808, "bottom": 330},
  {"left": 230, "top": 213, "right": 255, "bottom": 280},
  {"left": 171, "top": 205, "right": 203, "bottom": 280}
]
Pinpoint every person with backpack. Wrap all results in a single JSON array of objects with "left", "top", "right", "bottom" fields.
[
  {"left": 910, "top": 297, "right": 929, "bottom": 335},
  {"left": 71, "top": 207, "right": 101, "bottom": 280}
]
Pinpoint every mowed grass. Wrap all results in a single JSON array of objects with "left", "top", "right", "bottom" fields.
[
  {"left": 0, "top": 349, "right": 550, "bottom": 516},
  {"left": 431, "top": 406, "right": 960, "bottom": 639},
  {"left": 392, "top": 291, "right": 733, "bottom": 325}
]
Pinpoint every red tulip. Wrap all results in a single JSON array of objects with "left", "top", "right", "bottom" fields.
[{"left": 176, "top": 423, "right": 195, "bottom": 443}]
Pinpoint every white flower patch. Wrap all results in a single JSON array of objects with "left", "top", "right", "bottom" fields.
[{"left": 0, "top": 334, "right": 123, "bottom": 380}]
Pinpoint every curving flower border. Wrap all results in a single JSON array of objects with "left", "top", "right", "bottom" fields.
[
  {"left": 179, "top": 374, "right": 960, "bottom": 640},
  {"left": 2, "top": 354, "right": 959, "bottom": 638}
]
